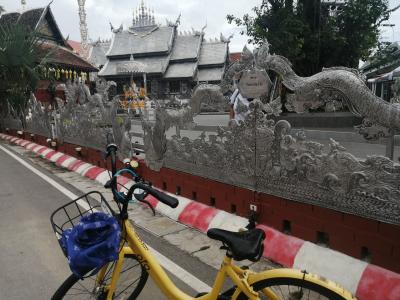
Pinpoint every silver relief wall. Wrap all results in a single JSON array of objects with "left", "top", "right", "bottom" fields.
[{"left": 1, "top": 43, "right": 400, "bottom": 224}]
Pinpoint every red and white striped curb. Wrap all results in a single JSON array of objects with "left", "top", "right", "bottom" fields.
[{"left": 1, "top": 133, "right": 399, "bottom": 300}]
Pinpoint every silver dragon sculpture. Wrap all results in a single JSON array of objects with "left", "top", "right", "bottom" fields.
[
  {"left": 141, "top": 84, "right": 226, "bottom": 170},
  {"left": 255, "top": 45, "right": 400, "bottom": 130}
]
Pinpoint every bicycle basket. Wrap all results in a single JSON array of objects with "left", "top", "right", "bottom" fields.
[{"left": 50, "top": 191, "right": 116, "bottom": 257}]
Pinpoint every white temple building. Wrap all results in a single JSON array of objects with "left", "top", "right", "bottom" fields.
[{"left": 93, "top": 1, "right": 230, "bottom": 98}]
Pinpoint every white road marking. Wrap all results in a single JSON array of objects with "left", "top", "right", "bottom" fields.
[
  {"left": 0, "top": 145, "right": 78, "bottom": 200},
  {"left": 0, "top": 144, "right": 212, "bottom": 293}
]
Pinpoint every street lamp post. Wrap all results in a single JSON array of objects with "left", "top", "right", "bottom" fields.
[{"left": 382, "top": 24, "right": 395, "bottom": 42}]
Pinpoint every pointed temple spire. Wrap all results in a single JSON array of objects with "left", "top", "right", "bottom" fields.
[{"left": 131, "top": 0, "right": 156, "bottom": 29}]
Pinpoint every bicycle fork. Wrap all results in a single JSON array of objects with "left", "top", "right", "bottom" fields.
[{"left": 95, "top": 247, "right": 134, "bottom": 300}]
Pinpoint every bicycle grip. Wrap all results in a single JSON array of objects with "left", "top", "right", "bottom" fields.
[
  {"left": 147, "top": 188, "right": 179, "bottom": 208},
  {"left": 127, "top": 183, "right": 179, "bottom": 208}
]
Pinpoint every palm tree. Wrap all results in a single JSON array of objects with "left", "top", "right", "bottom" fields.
[{"left": 0, "top": 23, "right": 43, "bottom": 127}]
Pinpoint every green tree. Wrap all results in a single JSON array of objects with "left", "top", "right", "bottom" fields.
[
  {"left": 0, "top": 23, "right": 44, "bottom": 127},
  {"left": 227, "top": 0, "right": 394, "bottom": 76}
]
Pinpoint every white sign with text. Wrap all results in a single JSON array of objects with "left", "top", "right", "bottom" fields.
[{"left": 237, "top": 69, "right": 272, "bottom": 99}]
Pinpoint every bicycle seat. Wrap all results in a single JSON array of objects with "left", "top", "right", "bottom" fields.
[{"left": 207, "top": 228, "right": 265, "bottom": 262}]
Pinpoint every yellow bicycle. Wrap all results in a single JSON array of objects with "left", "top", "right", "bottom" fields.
[{"left": 50, "top": 143, "right": 356, "bottom": 300}]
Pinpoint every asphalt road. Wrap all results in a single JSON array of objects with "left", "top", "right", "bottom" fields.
[
  {"left": 0, "top": 143, "right": 218, "bottom": 299},
  {"left": 0, "top": 145, "right": 71, "bottom": 299}
]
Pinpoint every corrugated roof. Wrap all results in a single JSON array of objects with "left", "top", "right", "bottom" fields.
[
  {"left": 170, "top": 35, "right": 202, "bottom": 61},
  {"left": 164, "top": 62, "right": 197, "bottom": 79},
  {"left": 199, "top": 42, "right": 227, "bottom": 66},
  {"left": 99, "top": 56, "right": 170, "bottom": 76},
  {"left": 197, "top": 67, "right": 225, "bottom": 82},
  {"left": 106, "top": 26, "right": 174, "bottom": 57}
]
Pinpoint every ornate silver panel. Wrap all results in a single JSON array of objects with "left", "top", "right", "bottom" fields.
[
  {"left": 162, "top": 102, "right": 400, "bottom": 224},
  {"left": 140, "top": 44, "right": 400, "bottom": 224}
]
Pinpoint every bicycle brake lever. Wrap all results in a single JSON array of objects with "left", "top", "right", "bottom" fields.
[
  {"left": 140, "top": 199, "right": 156, "bottom": 216},
  {"left": 104, "top": 179, "right": 112, "bottom": 189},
  {"left": 104, "top": 177, "right": 116, "bottom": 189}
]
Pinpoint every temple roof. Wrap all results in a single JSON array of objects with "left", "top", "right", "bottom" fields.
[
  {"left": 170, "top": 34, "right": 202, "bottom": 62},
  {"left": 99, "top": 56, "right": 169, "bottom": 76},
  {"left": 106, "top": 26, "right": 174, "bottom": 57},
  {"left": 67, "top": 40, "right": 82, "bottom": 54},
  {"left": 0, "top": 7, "right": 96, "bottom": 72},
  {"left": 199, "top": 42, "right": 228, "bottom": 66},
  {"left": 37, "top": 42, "right": 98, "bottom": 72},
  {"left": 88, "top": 41, "right": 110, "bottom": 67},
  {"left": 99, "top": 2, "right": 229, "bottom": 81},
  {"left": 101, "top": 33, "right": 228, "bottom": 79},
  {"left": 0, "top": 6, "right": 67, "bottom": 48},
  {"left": 0, "top": 8, "right": 45, "bottom": 30},
  {"left": 0, "top": 12, "right": 21, "bottom": 26},
  {"left": 197, "top": 67, "right": 225, "bottom": 82},
  {"left": 164, "top": 62, "right": 198, "bottom": 79},
  {"left": 229, "top": 52, "right": 242, "bottom": 63},
  {"left": 17, "top": 8, "right": 44, "bottom": 31}
]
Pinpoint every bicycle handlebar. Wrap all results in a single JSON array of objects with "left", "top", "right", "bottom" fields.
[
  {"left": 127, "top": 183, "right": 179, "bottom": 208},
  {"left": 104, "top": 137, "right": 179, "bottom": 209}
]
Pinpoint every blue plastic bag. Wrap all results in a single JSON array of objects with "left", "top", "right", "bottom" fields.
[{"left": 60, "top": 212, "right": 121, "bottom": 278}]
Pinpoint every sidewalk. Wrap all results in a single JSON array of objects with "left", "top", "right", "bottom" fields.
[{"left": 1, "top": 133, "right": 399, "bottom": 300}]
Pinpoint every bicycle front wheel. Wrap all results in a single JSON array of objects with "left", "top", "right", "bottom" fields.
[
  {"left": 51, "top": 254, "right": 148, "bottom": 300},
  {"left": 236, "top": 277, "right": 353, "bottom": 300}
]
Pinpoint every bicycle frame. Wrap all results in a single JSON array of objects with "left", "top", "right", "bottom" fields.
[
  {"left": 96, "top": 218, "right": 355, "bottom": 300},
  {"left": 98, "top": 218, "right": 263, "bottom": 300},
  {"left": 48, "top": 146, "right": 355, "bottom": 300}
]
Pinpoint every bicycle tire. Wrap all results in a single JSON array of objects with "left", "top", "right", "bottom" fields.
[
  {"left": 236, "top": 277, "right": 351, "bottom": 300},
  {"left": 51, "top": 254, "right": 148, "bottom": 300}
]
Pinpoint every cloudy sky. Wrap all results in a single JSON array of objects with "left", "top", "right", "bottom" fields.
[{"left": 2, "top": 0, "right": 400, "bottom": 52}]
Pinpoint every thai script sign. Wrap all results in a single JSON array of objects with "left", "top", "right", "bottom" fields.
[{"left": 237, "top": 69, "right": 271, "bottom": 99}]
